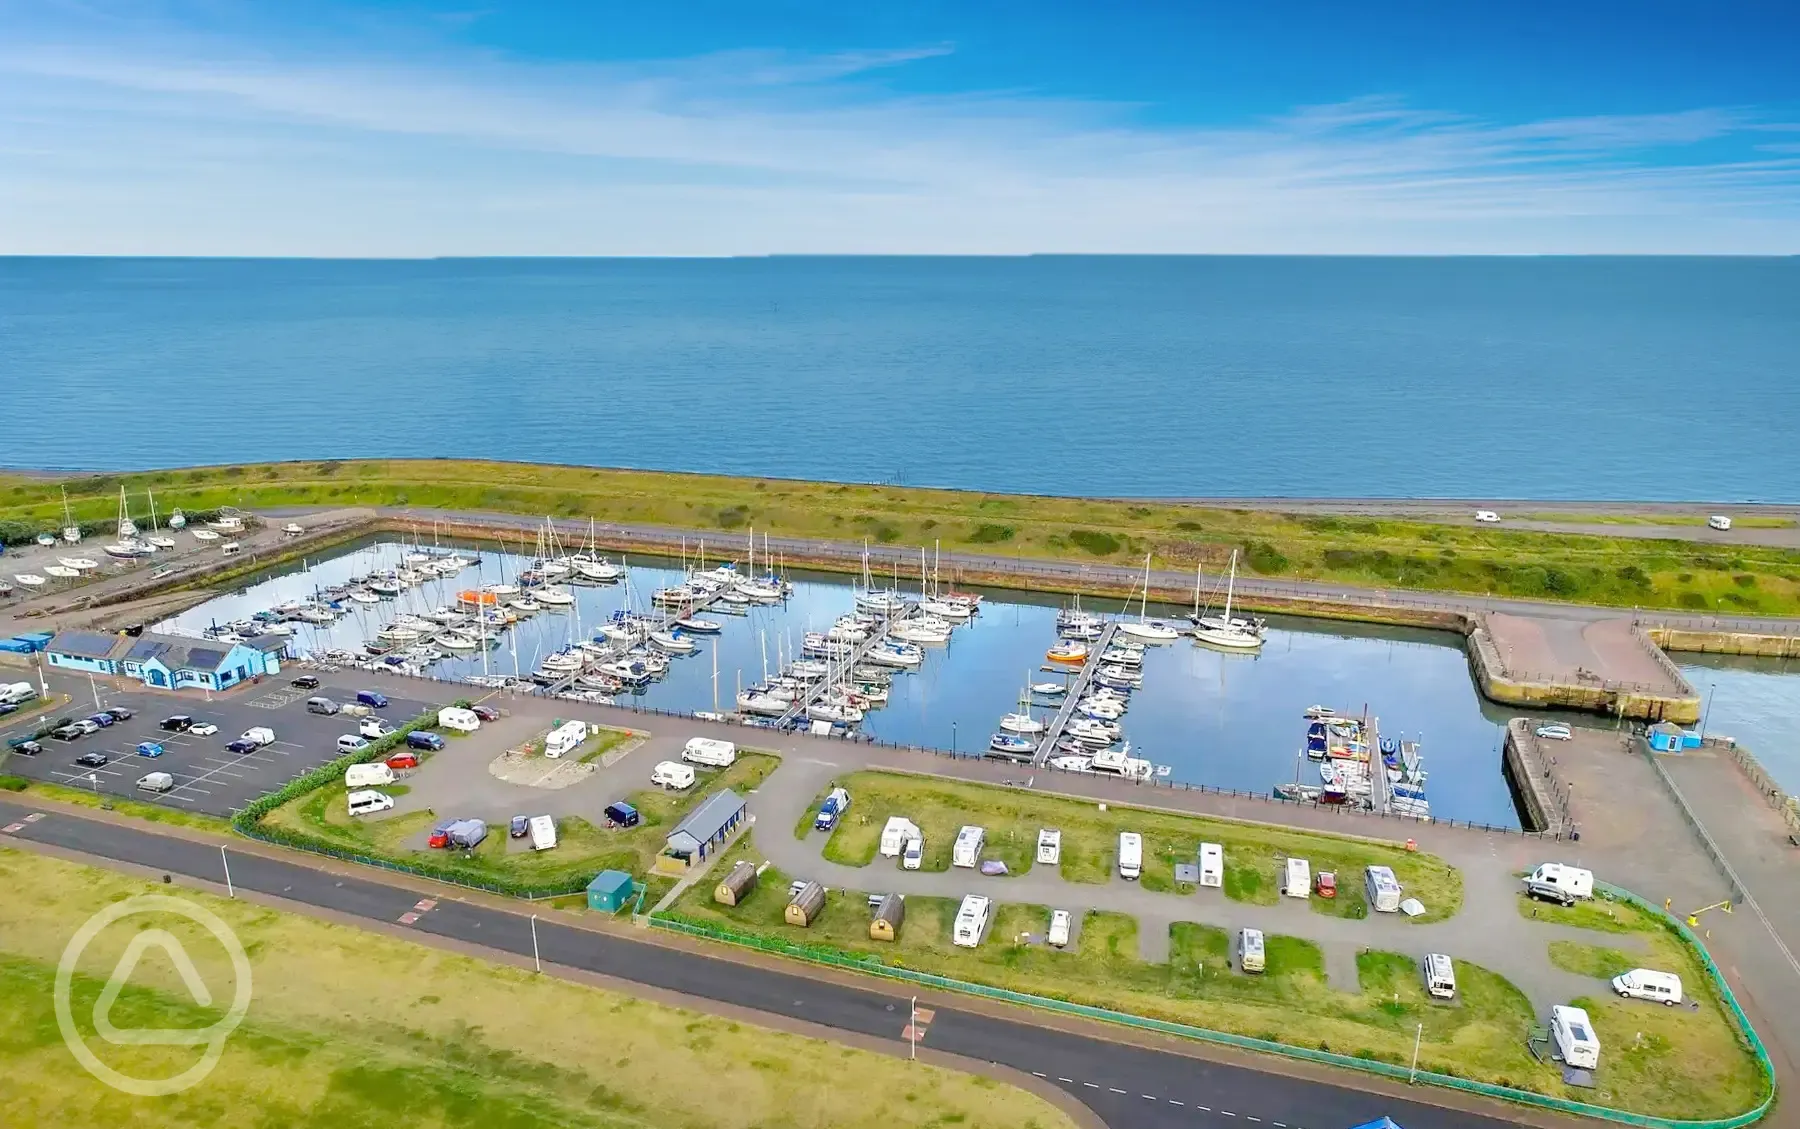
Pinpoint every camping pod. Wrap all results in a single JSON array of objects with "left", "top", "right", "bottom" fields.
[
  {"left": 714, "top": 861, "right": 758, "bottom": 907},
  {"left": 870, "top": 893, "right": 906, "bottom": 942},
  {"left": 785, "top": 881, "right": 826, "bottom": 927}
]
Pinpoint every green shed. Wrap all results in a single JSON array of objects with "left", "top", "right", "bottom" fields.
[{"left": 586, "top": 870, "right": 635, "bottom": 912}]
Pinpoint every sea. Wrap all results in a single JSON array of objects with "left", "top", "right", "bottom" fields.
[{"left": 3, "top": 256, "right": 1797, "bottom": 501}]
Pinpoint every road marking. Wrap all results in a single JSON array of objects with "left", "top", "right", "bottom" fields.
[
  {"left": 1141, "top": 1093, "right": 1156, "bottom": 1099},
  {"left": 23, "top": 813, "right": 45, "bottom": 823},
  {"left": 1247, "top": 1117, "right": 1261, "bottom": 1123},
  {"left": 1168, "top": 1100, "right": 1184, "bottom": 1107},
  {"left": 1108, "top": 1087, "right": 1125, "bottom": 1094},
  {"left": 1222, "top": 1111, "right": 1237, "bottom": 1118},
  {"left": 1195, "top": 1107, "right": 1210, "bottom": 1113},
  {"left": 397, "top": 911, "right": 420, "bottom": 925},
  {"left": 912, "top": 1007, "right": 935, "bottom": 1024},
  {"left": 414, "top": 898, "right": 437, "bottom": 912},
  {"left": 1056, "top": 1077, "right": 1073, "bottom": 1084},
  {"left": 1031, "top": 1071, "right": 1046, "bottom": 1078},
  {"left": 1081, "top": 1082, "right": 1098, "bottom": 1089},
  {"left": 2, "top": 823, "right": 23, "bottom": 834}
]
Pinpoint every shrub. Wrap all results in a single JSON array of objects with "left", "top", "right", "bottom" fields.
[
  {"left": 1068, "top": 529, "right": 1120, "bottom": 556},
  {"left": 1678, "top": 592, "right": 1707, "bottom": 609},
  {"left": 0, "top": 776, "right": 28, "bottom": 792},
  {"left": 1734, "top": 573, "right": 1757, "bottom": 588},
  {"left": 1244, "top": 541, "right": 1289, "bottom": 574},
  {"left": 967, "top": 524, "right": 1015, "bottom": 544}
]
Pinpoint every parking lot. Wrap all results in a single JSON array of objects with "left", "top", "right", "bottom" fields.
[{"left": 1, "top": 672, "right": 441, "bottom": 817}]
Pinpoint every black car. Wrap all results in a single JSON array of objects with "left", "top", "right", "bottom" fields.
[
  {"left": 509, "top": 815, "right": 529, "bottom": 838},
  {"left": 225, "top": 738, "right": 257, "bottom": 754},
  {"left": 74, "top": 752, "right": 110, "bottom": 768},
  {"left": 105, "top": 706, "right": 135, "bottom": 721},
  {"left": 51, "top": 724, "right": 85, "bottom": 741},
  {"left": 291, "top": 675, "right": 321, "bottom": 690},
  {"left": 160, "top": 715, "right": 194, "bottom": 732},
  {"left": 472, "top": 704, "right": 500, "bottom": 723},
  {"left": 12, "top": 740, "right": 42, "bottom": 756}
]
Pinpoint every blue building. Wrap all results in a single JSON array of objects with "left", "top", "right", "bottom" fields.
[
  {"left": 46, "top": 630, "right": 286, "bottom": 691},
  {"left": 1647, "top": 722, "right": 1703, "bottom": 753}
]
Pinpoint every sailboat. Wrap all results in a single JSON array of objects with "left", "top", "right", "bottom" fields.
[
  {"left": 103, "top": 487, "right": 148, "bottom": 558},
  {"left": 1191, "top": 558, "right": 1267, "bottom": 638},
  {"left": 998, "top": 680, "right": 1046, "bottom": 734},
  {"left": 1115, "top": 553, "right": 1180, "bottom": 642},
  {"left": 60, "top": 486, "right": 81, "bottom": 544},
  {"left": 1191, "top": 551, "right": 1262, "bottom": 651}
]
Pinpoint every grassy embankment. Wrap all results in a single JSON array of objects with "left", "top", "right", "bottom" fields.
[
  {"left": 0, "top": 775, "right": 230, "bottom": 834},
  {"left": 6, "top": 461, "right": 1800, "bottom": 615},
  {"left": 802, "top": 770, "right": 1462, "bottom": 921},
  {"left": 1517, "top": 513, "right": 1794, "bottom": 529},
  {"left": 260, "top": 750, "right": 777, "bottom": 890},
  {"left": 0, "top": 849, "right": 1072, "bottom": 1129},
  {"left": 1516, "top": 893, "right": 1767, "bottom": 1119}
]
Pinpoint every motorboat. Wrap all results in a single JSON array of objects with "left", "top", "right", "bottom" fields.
[
  {"left": 58, "top": 557, "right": 99, "bottom": 572},
  {"left": 737, "top": 691, "right": 789, "bottom": 716},
  {"left": 675, "top": 617, "right": 723, "bottom": 634},
  {"left": 1098, "top": 647, "right": 1142, "bottom": 667},
  {"left": 35, "top": 533, "right": 57, "bottom": 547},
  {"left": 375, "top": 625, "right": 422, "bottom": 643},
  {"left": 849, "top": 681, "right": 889, "bottom": 704},
  {"left": 1058, "top": 620, "right": 1104, "bottom": 641},
  {"left": 146, "top": 536, "right": 177, "bottom": 550},
  {"left": 863, "top": 642, "right": 923, "bottom": 668},
  {"left": 1274, "top": 782, "right": 1326, "bottom": 803},
  {"left": 652, "top": 586, "right": 698, "bottom": 607},
  {"left": 1031, "top": 682, "right": 1067, "bottom": 697},
  {"left": 1304, "top": 705, "right": 1336, "bottom": 719},
  {"left": 1046, "top": 641, "right": 1088, "bottom": 665},
  {"left": 541, "top": 648, "right": 587, "bottom": 673},
  {"left": 282, "top": 522, "right": 304, "bottom": 536},
  {"left": 44, "top": 565, "right": 79, "bottom": 579},
  {"left": 807, "top": 700, "right": 864, "bottom": 724},
  {"left": 716, "top": 588, "right": 751, "bottom": 606},
  {"left": 1066, "top": 717, "right": 1121, "bottom": 745},
  {"left": 167, "top": 509, "right": 186, "bottom": 529},
  {"left": 597, "top": 660, "right": 653, "bottom": 686},
  {"left": 348, "top": 589, "right": 381, "bottom": 604},
  {"left": 650, "top": 630, "right": 696, "bottom": 654},
  {"left": 803, "top": 633, "right": 855, "bottom": 658},
  {"left": 889, "top": 622, "right": 951, "bottom": 644},
  {"left": 369, "top": 576, "right": 404, "bottom": 597},
  {"left": 191, "top": 528, "right": 220, "bottom": 542},
  {"left": 571, "top": 556, "right": 625, "bottom": 582},
  {"left": 1077, "top": 698, "right": 1125, "bottom": 721},
  {"left": 989, "top": 733, "right": 1036, "bottom": 756},
  {"left": 1117, "top": 619, "right": 1181, "bottom": 643},
  {"left": 530, "top": 585, "right": 572, "bottom": 607},
  {"left": 436, "top": 631, "right": 479, "bottom": 651},
  {"left": 507, "top": 597, "right": 542, "bottom": 614},
  {"left": 998, "top": 711, "right": 1045, "bottom": 735},
  {"left": 483, "top": 583, "right": 520, "bottom": 597}
]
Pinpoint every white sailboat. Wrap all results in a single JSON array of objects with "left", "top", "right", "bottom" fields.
[
  {"left": 1192, "top": 550, "right": 1263, "bottom": 651},
  {"left": 998, "top": 681, "right": 1045, "bottom": 734},
  {"left": 1115, "top": 553, "right": 1181, "bottom": 642},
  {"left": 60, "top": 486, "right": 80, "bottom": 544}
]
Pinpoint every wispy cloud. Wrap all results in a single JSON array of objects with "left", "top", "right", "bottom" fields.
[{"left": 0, "top": 15, "right": 1796, "bottom": 254}]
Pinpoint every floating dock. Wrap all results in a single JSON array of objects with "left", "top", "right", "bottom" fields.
[{"left": 1027, "top": 621, "right": 1120, "bottom": 766}]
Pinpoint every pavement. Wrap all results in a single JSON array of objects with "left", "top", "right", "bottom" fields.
[{"left": 0, "top": 796, "right": 1547, "bottom": 1129}]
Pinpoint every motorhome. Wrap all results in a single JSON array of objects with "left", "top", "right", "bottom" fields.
[
  {"left": 952, "top": 894, "right": 991, "bottom": 948},
  {"left": 952, "top": 826, "right": 985, "bottom": 869},
  {"left": 1117, "top": 832, "right": 1143, "bottom": 880},
  {"left": 651, "top": 761, "right": 696, "bottom": 790},
  {"left": 1283, "top": 857, "right": 1311, "bottom": 899},
  {"left": 528, "top": 814, "right": 558, "bottom": 851},
  {"left": 437, "top": 706, "right": 481, "bottom": 733},
  {"left": 1551, "top": 1005, "right": 1600, "bottom": 1070},
  {"left": 344, "top": 762, "right": 395, "bottom": 788},
  {"left": 1612, "top": 968, "right": 1683, "bottom": 1006},
  {"left": 1238, "top": 928, "right": 1266, "bottom": 973},
  {"left": 1526, "top": 862, "right": 1594, "bottom": 900},
  {"left": 1422, "top": 953, "right": 1457, "bottom": 1000},
  {"left": 1365, "top": 865, "right": 1402, "bottom": 913},
  {"left": 1198, "top": 842, "right": 1224, "bottom": 888},
  {"left": 346, "top": 790, "right": 395, "bottom": 817},
  {"left": 814, "top": 787, "right": 851, "bottom": 831},
  {"left": 1047, "top": 909, "right": 1072, "bottom": 948},
  {"left": 880, "top": 817, "right": 922, "bottom": 858},
  {"left": 682, "top": 737, "right": 737, "bottom": 767},
  {"left": 1708, "top": 515, "right": 1733, "bottom": 531},
  {"left": 544, "top": 719, "right": 589, "bottom": 759},
  {"left": 1036, "top": 828, "right": 1062, "bottom": 865}
]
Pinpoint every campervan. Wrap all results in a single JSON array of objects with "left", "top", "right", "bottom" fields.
[
  {"left": 1117, "top": 832, "right": 1143, "bottom": 881},
  {"left": 1238, "top": 928, "right": 1266, "bottom": 973},
  {"left": 1283, "top": 857, "right": 1311, "bottom": 899},
  {"left": 1047, "top": 909, "right": 1072, "bottom": 948},
  {"left": 1, "top": 682, "right": 37, "bottom": 706},
  {"left": 544, "top": 719, "right": 588, "bottom": 759},
  {"left": 1365, "top": 865, "right": 1402, "bottom": 913},
  {"left": 952, "top": 825, "right": 985, "bottom": 869},
  {"left": 1036, "top": 828, "right": 1062, "bottom": 866},
  {"left": 344, "top": 762, "right": 395, "bottom": 788},
  {"left": 528, "top": 814, "right": 558, "bottom": 851},
  {"left": 682, "top": 737, "right": 737, "bottom": 768},
  {"left": 346, "top": 790, "right": 395, "bottom": 817},
  {"left": 1526, "top": 862, "right": 1594, "bottom": 900},
  {"left": 1612, "top": 968, "right": 1683, "bottom": 1006},
  {"left": 437, "top": 706, "right": 481, "bottom": 733},
  {"left": 952, "top": 894, "right": 991, "bottom": 948},
  {"left": 651, "top": 761, "right": 696, "bottom": 790},
  {"left": 1198, "top": 842, "right": 1224, "bottom": 888},
  {"left": 1551, "top": 1005, "right": 1601, "bottom": 1070},
  {"left": 814, "top": 787, "right": 851, "bottom": 831},
  {"left": 880, "top": 817, "right": 922, "bottom": 858},
  {"left": 1422, "top": 953, "right": 1457, "bottom": 1000}
]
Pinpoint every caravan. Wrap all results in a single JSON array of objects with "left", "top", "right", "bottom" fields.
[
  {"left": 1365, "top": 865, "right": 1402, "bottom": 913},
  {"left": 527, "top": 814, "right": 558, "bottom": 851},
  {"left": 437, "top": 706, "right": 481, "bottom": 733},
  {"left": 1283, "top": 857, "right": 1311, "bottom": 899},
  {"left": 1526, "top": 862, "right": 1594, "bottom": 900},
  {"left": 1036, "top": 828, "right": 1062, "bottom": 866},
  {"left": 952, "top": 826, "right": 986, "bottom": 869},
  {"left": 1551, "top": 1005, "right": 1601, "bottom": 1070},
  {"left": 1117, "top": 832, "right": 1143, "bottom": 881},
  {"left": 344, "top": 762, "right": 395, "bottom": 788},
  {"left": 1422, "top": 953, "right": 1457, "bottom": 1000},
  {"left": 1198, "top": 842, "right": 1224, "bottom": 888},
  {"left": 682, "top": 737, "right": 737, "bottom": 768},
  {"left": 952, "top": 894, "right": 991, "bottom": 948},
  {"left": 880, "top": 817, "right": 922, "bottom": 858}
]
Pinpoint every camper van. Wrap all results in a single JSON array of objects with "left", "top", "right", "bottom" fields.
[
  {"left": 527, "top": 814, "right": 558, "bottom": 851},
  {"left": 1198, "top": 842, "right": 1224, "bottom": 888},
  {"left": 880, "top": 817, "right": 922, "bottom": 858},
  {"left": 1551, "top": 1005, "right": 1601, "bottom": 1070},
  {"left": 1, "top": 682, "right": 38, "bottom": 707},
  {"left": 952, "top": 826, "right": 986, "bottom": 869},
  {"left": 1365, "top": 865, "right": 1402, "bottom": 913},
  {"left": 1238, "top": 928, "right": 1266, "bottom": 974},
  {"left": 651, "top": 761, "right": 696, "bottom": 790},
  {"left": 1526, "top": 862, "right": 1594, "bottom": 900},
  {"left": 437, "top": 706, "right": 481, "bottom": 733},
  {"left": 346, "top": 790, "right": 395, "bottom": 817},
  {"left": 1036, "top": 828, "right": 1062, "bottom": 866},
  {"left": 544, "top": 719, "right": 589, "bottom": 759},
  {"left": 901, "top": 836, "right": 924, "bottom": 871},
  {"left": 1612, "top": 968, "right": 1683, "bottom": 1006},
  {"left": 1047, "top": 909, "right": 1072, "bottom": 948},
  {"left": 1708, "top": 515, "right": 1733, "bottom": 532},
  {"left": 682, "top": 737, "right": 737, "bottom": 768},
  {"left": 952, "top": 894, "right": 991, "bottom": 948},
  {"left": 344, "top": 762, "right": 395, "bottom": 788},
  {"left": 1422, "top": 953, "right": 1457, "bottom": 1000},
  {"left": 1118, "top": 832, "right": 1143, "bottom": 881},
  {"left": 814, "top": 787, "right": 851, "bottom": 831},
  {"left": 1283, "top": 857, "right": 1312, "bottom": 899}
]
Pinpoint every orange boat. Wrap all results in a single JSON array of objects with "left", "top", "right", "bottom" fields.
[
  {"left": 457, "top": 589, "right": 498, "bottom": 608},
  {"left": 1046, "top": 641, "right": 1088, "bottom": 664}
]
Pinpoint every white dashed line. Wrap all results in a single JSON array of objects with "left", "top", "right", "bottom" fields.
[
  {"left": 1031, "top": 1071, "right": 1046, "bottom": 1078},
  {"left": 1168, "top": 1100, "right": 1184, "bottom": 1107},
  {"left": 1056, "top": 1077, "right": 1073, "bottom": 1084},
  {"left": 1222, "top": 1112, "right": 1237, "bottom": 1118},
  {"left": 1195, "top": 1106, "right": 1211, "bottom": 1113},
  {"left": 1081, "top": 1082, "right": 1098, "bottom": 1089},
  {"left": 1141, "top": 1093, "right": 1156, "bottom": 1099},
  {"left": 1108, "top": 1087, "right": 1126, "bottom": 1094},
  {"left": 1247, "top": 1117, "right": 1262, "bottom": 1123}
]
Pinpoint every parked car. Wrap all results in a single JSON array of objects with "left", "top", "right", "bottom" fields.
[
  {"left": 291, "top": 675, "right": 321, "bottom": 689},
  {"left": 472, "top": 704, "right": 500, "bottom": 722},
  {"left": 160, "top": 715, "right": 194, "bottom": 732},
  {"left": 0, "top": 702, "right": 17, "bottom": 717},
  {"left": 75, "top": 751, "right": 110, "bottom": 768},
  {"left": 82, "top": 715, "right": 112, "bottom": 730},
  {"left": 405, "top": 731, "right": 445, "bottom": 752},
  {"left": 1535, "top": 724, "right": 1573, "bottom": 741},
  {"left": 1315, "top": 871, "right": 1338, "bottom": 899},
  {"left": 189, "top": 722, "right": 218, "bottom": 736},
  {"left": 134, "top": 741, "right": 165, "bottom": 758},
  {"left": 51, "top": 725, "right": 85, "bottom": 741},
  {"left": 74, "top": 719, "right": 102, "bottom": 735},
  {"left": 384, "top": 751, "right": 420, "bottom": 770},
  {"left": 1524, "top": 878, "right": 1576, "bottom": 908},
  {"left": 224, "top": 738, "right": 258, "bottom": 754},
  {"left": 12, "top": 739, "right": 42, "bottom": 756},
  {"left": 356, "top": 690, "right": 389, "bottom": 709},
  {"left": 359, "top": 718, "right": 394, "bottom": 739},
  {"left": 305, "top": 696, "right": 340, "bottom": 715},
  {"left": 509, "top": 815, "right": 530, "bottom": 838},
  {"left": 105, "top": 707, "right": 135, "bottom": 721},
  {"left": 239, "top": 727, "right": 276, "bottom": 747}
]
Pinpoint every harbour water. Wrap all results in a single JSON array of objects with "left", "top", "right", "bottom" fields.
[
  {"left": 155, "top": 538, "right": 1521, "bottom": 827},
  {"left": 6, "top": 256, "right": 1799, "bottom": 501},
  {"left": 1680, "top": 654, "right": 1800, "bottom": 792}
]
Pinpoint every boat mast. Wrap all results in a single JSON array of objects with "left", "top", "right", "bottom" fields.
[
  {"left": 1223, "top": 551, "right": 1237, "bottom": 625},
  {"left": 1140, "top": 553, "right": 1152, "bottom": 623}
]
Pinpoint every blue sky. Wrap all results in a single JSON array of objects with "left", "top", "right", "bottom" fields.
[{"left": 3, "top": 1, "right": 1798, "bottom": 254}]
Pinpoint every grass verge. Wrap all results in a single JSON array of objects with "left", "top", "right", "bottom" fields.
[
  {"left": 0, "top": 847, "right": 1074, "bottom": 1129},
  {"left": 0, "top": 778, "right": 230, "bottom": 833}
]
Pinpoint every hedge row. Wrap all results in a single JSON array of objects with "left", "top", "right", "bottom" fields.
[{"left": 231, "top": 709, "right": 436, "bottom": 827}]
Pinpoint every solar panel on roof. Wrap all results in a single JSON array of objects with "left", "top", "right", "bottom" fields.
[
  {"left": 185, "top": 648, "right": 226, "bottom": 668},
  {"left": 126, "top": 639, "right": 172, "bottom": 660},
  {"left": 53, "top": 631, "right": 121, "bottom": 658}
]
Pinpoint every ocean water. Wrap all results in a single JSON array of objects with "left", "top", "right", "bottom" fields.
[{"left": 4, "top": 256, "right": 1797, "bottom": 501}]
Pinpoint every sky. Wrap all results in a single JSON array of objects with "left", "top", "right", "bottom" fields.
[{"left": 2, "top": 1, "right": 1799, "bottom": 255}]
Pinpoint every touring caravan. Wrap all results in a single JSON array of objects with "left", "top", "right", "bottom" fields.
[
  {"left": 346, "top": 790, "right": 395, "bottom": 817},
  {"left": 1198, "top": 842, "right": 1224, "bottom": 888},
  {"left": 527, "top": 814, "right": 558, "bottom": 851},
  {"left": 880, "top": 817, "right": 922, "bottom": 858},
  {"left": 1365, "top": 865, "right": 1402, "bottom": 913},
  {"left": 682, "top": 737, "right": 737, "bottom": 767},
  {"left": 544, "top": 719, "right": 589, "bottom": 759},
  {"left": 1047, "top": 909, "right": 1072, "bottom": 948},
  {"left": 437, "top": 706, "right": 481, "bottom": 733},
  {"left": 651, "top": 761, "right": 696, "bottom": 790},
  {"left": 1238, "top": 928, "right": 1266, "bottom": 973},
  {"left": 1551, "top": 1005, "right": 1601, "bottom": 1070},
  {"left": 952, "top": 826, "right": 985, "bottom": 869},
  {"left": 953, "top": 894, "right": 991, "bottom": 948},
  {"left": 344, "top": 762, "right": 395, "bottom": 789},
  {"left": 1283, "top": 857, "right": 1311, "bottom": 899},
  {"left": 1422, "top": 953, "right": 1457, "bottom": 1000},
  {"left": 1526, "top": 862, "right": 1594, "bottom": 900},
  {"left": 1118, "top": 832, "right": 1143, "bottom": 881},
  {"left": 1036, "top": 828, "right": 1062, "bottom": 865}
]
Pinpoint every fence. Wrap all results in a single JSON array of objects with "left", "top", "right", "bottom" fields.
[
  {"left": 1634, "top": 736, "right": 1752, "bottom": 905},
  {"left": 1713, "top": 739, "right": 1800, "bottom": 835},
  {"left": 649, "top": 889, "right": 1773, "bottom": 1129}
]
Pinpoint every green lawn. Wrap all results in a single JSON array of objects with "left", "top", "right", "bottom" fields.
[
  {"left": 1516, "top": 512, "right": 1794, "bottom": 530},
  {"left": 810, "top": 769, "right": 1461, "bottom": 920},
  {"left": 0, "top": 779, "right": 231, "bottom": 834},
  {"left": 1549, "top": 940, "right": 1637, "bottom": 980},
  {"left": 8, "top": 460, "right": 1800, "bottom": 614},
  {"left": 576, "top": 726, "right": 638, "bottom": 764}
]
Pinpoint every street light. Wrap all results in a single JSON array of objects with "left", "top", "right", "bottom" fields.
[{"left": 951, "top": 721, "right": 957, "bottom": 755}]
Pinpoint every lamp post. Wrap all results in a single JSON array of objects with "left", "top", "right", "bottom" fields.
[{"left": 951, "top": 721, "right": 957, "bottom": 756}]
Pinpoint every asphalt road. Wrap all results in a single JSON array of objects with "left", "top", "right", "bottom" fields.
[{"left": 0, "top": 799, "right": 1535, "bottom": 1129}]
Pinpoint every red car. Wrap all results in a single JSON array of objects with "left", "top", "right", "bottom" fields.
[
  {"left": 471, "top": 704, "right": 500, "bottom": 722},
  {"left": 427, "top": 830, "right": 449, "bottom": 849},
  {"left": 1315, "top": 871, "right": 1338, "bottom": 899},
  {"left": 385, "top": 751, "right": 420, "bottom": 770}
]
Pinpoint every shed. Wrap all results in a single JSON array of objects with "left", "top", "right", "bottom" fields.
[
  {"left": 586, "top": 870, "right": 635, "bottom": 913},
  {"left": 1647, "top": 722, "right": 1702, "bottom": 752},
  {"left": 870, "top": 893, "right": 906, "bottom": 942},
  {"left": 666, "top": 789, "right": 747, "bottom": 862},
  {"left": 714, "top": 861, "right": 759, "bottom": 906},
  {"left": 785, "top": 881, "right": 826, "bottom": 927}
]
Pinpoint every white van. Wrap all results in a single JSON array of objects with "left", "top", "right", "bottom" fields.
[
  {"left": 952, "top": 894, "right": 991, "bottom": 948},
  {"left": 337, "top": 734, "right": 371, "bottom": 754},
  {"left": 1365, "top": 865, "right": 1402, "bottom": 913},
  {"left": 346, "top": 789, "right": 395, "bottom": 817},
  {"left": 437, "top": 706, "right": 481, "bottom": 733},
  {"left": 0, "top": 682, "right": 36, "bottom": 706},
  {"left": 1036, "top": 828, "right": 1062, "bottom": 866},
  {"left": 1283, "top": 857, "right": 1311, "bottom": 899},
  {"left": 136, "top": 771, "right": 174, "bottom": 793},
  {"left": 344, "top": 762, "right": 395, "bottom": 788},
  {"left": 1422, "top": 953, "right": 1457, "bottom": 1000},
  {"left": 952, "top": 825, "right": 985, "bottom": 869},
  {"left": 1238, "top": 928, "right": 1266, "bottom": 974},
  {"left": 544, "top": 719, "right": 588, "bottom": 759},
  {"left": 901, "top": 836, "right": 924, "bottom": 871},
  {"left": 682, "top": 737, "right": 736, "bottom": 768},
  {"left": 1198, "top": 842, "right": 1224, "bottom": 888},
  {"left": 1118, "top": 832, "right": 1143, "bottom": 881},
  {"left": 1551, "top": 1004, "right": 1601, "bottom": 1070},
  {"left": 1047, "top": 909, "right": 1072, "bottom": 948},
  {"left": 528, "top": 814, "right": 558, "bottom": 851},
  {"left": 880, "top": 816, "right": 922, "bottom": 858},
  {"left": 1708, "top": 515, "right": 1733, "bottom": 532},
  {"left": 1526, "top": 862, "right": 1594, "bottom": 900},
  {"left": 651, "top": 761, "right": 696, "bottom": 790},
  {"left": 1612, "top": 968, "right": 1683, "bottom": 1006}
]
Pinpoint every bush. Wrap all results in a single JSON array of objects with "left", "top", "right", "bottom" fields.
[
  {"left": 967, "top": 524, "right": 1015, "bottom": 544},
  {"left": 1678, "top": 592, "right": 1708, "bottom": 609},
  {"left": 1068, "top": 529, "right": 1120, "bottom": 556},
  {"left": 1244, "top": 541, "right": 1289, "bottom": 574},
  {"left": 0, "top": 776, "right": 28, "bottom": 792}
]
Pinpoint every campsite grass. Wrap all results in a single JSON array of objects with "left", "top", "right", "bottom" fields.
[
  {"left": 810, "top": 770, "right": 1461, "bottom": 920},
  {"left": 7, "top": 460, "right": 1800, "bottom": 615},
  {"left": 576, "top": 726, "right": 638, "bottom": 764},
  {"left": 0, "top": 848, "right": 1073, "bottom": 1129},
  {"left": 1549, "top": 941, "right": 1637, "bottom": 980}
]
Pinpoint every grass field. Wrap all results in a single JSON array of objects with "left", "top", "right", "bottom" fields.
[
  {"left": 1515, "top": 513, "right": 1794, "bottom": 529},
  {"left": 261, "top": 751, "right": 779, "bottom": 887},
  {"left": 809, "top": 770, "right": 1459, "bottom": 920},
  {"left": 0, "top": 777, "right": 231, "bottom": 834},
  {"left": 6, "top": 460, "right": 1800, "bottom": 614},
  {"left": 0, "top": 848, "right": 1072, "bottom": 1129}
]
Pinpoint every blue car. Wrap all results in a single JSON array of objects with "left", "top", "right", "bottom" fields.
[
  {"left": 356, "top": 690, "right": 389, "bottom": 709},
  {"left": 135, "top": 741, "right": 165, "bottom": 758},
  {"left": 86, "top": 712, "right": 117, "bottom": 728}
]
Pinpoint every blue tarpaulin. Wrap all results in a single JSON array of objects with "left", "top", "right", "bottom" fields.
[{"left": 1350, "top": 1119, "right": 1404, "bottom": 1129}]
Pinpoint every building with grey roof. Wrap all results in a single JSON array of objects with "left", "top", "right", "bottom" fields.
[
  {"left": 46, "top": 629, "right": 287, "bottom": 691},
  {"left": 665, "top": 789, "right": 747, "bottom": 863}
]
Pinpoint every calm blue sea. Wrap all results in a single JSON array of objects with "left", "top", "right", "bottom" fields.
[{"left": 3, "top": 256, "right": 1797, "bottom": 500}]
